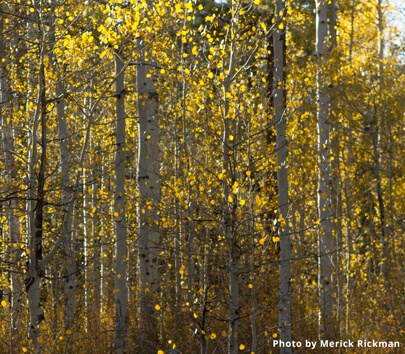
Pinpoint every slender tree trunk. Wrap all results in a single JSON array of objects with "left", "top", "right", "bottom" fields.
[
  {"left": 328, "top": 0, "right": 342, "bottom": 336},
  {"left": 274, "top": 1, "right": 292, "bottom": 351},
  {"left": 114, "top": 47, "right": 128, "bottom": 353},
  {"left": 376, "top": 0, "right": 388, "bottom": 285},
  {"left": 0, "top": 12, "right": 23, "bottom": 340},
  {"left": 26, "top": 22, "right": 47, "bottom": 350},
  {"left": 316, "top": 0, "right": 335, "bottom": 340},
  {"left": 345, "top": 2, "right": 355, "bottom": 336},
  {"left": 137, "top": 34, "right": 161, "bottom": 350},
  {"left": 83, "top": 165, "right": 89, "bottom": 332},
  {"left": 100, "top": 161, "right": 106, "bottom": 316},
  {"left": 174, "top": 92, "right": 181, "bottom": 307},
  {"left": 49, "top": 7, "right": 76, "bottom": 333},
  {"left": 344, "top": 137, "right": 353, "bottom": 336},
  {"left": 91, "top": 141, "right": 101, "bottom": 332},
  {"left": 247, "top": 122, "right": 258, "bottom": 354},
  {"left": 222, "top": 9, "right": 239, "bottom": 353},
  {"left": 223, "top": 65, "right": 239, "bottom": 354}
]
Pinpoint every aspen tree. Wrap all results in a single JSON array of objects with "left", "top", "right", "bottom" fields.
[
  {"left": 273, "top": 1, "right": 292, "bottom": 351},
  {"left": 345, "top": 1, "right": 356, "bottom": 336},
  {"left": 316, "top": 0, "right": 335, "bottom": 340},
  {"left": 223, "top": 12, "right": 239, "bottom": 354},
  {"left": 328, "top": 0, "right": 342, "bottom": 335},
  {"left": 174, "top": 90, "right": 181, "bottom": 307},
  {"left": 137, "top": 26, "right": 161, "bottom": 350},
  {"left": 83, "top": 163, "right": 90, "bottom": 332},
  {"left": 114, "top": 46, "right": 128, "bottom": 353},
  {"left": 91, "top": 139, "right": 102, "bottom": 330},
  {"left": 0, "top": 7, "right": 23, "bottom": 340},
  {"left": 49, "top": 4, "right": 76, "bottom": 334},
  {"left": 375, "top": 0, "right": 388, "bottom": 284},
  {"left": 247, "top": 122, "right": 258, "bottom": 354},
  {"left": 26, "top": 7, "right": 47, "bottom": 348}
]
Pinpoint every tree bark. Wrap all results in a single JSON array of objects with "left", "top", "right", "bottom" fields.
[
  {"left": 0, "top": 10, "right": 23, "bottom": 340},
  {"left": 114, "top": 47, "right": 128, "bottom": 353},
  {"left": 137, "top": 34, "right": 161, "bottom": 350},
  {"left": 49, "top": 5, "right": 76, "bottom": 334},
  {"left": 316, "top": 0, "right": 335, "bottom": 340},
  {"left": 26, "top": 15, "right": 47, "bottom": 348},
  {"left": 376, "top": 0, "right": 388, "bottom": 285},
  {"left": 274, "top": 1, "right": 292, "bottom": 351}
]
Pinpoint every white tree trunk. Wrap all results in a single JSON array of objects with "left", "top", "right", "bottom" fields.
[
  {"left": 137, "top": 34, "right": 161, "bottom": 349},
  {"left": 329, "top": 0, "right": 342, "bottom": 336},
  {"left": 83, "top": 166, "right": 89, "bottom": 332},
  {"left": 26, "top": 19, "right": 46, "bottom": 349},
  {"left": 91, "top": 145, "right": 101, "bottom": 329},
  {"left": 222, "top": 10, "right": 239, "bottom": 353},
  {"left": 114, "top": 48, "right": 128, "bottom": 353},
  {"left": 0, "top": 14, "right": 23, "bottom": 338},
  {"left": 316, "top": 0, "right": 334, "bottom": 340},
  {"left": 273, "top": 1, "right": 292, "bottom": 351},
  {"left": 49, "top": 4, "right": 76, "bottom": 333},
  {"left": 376, "top": 0, "right": 388, "bottom": 284}
]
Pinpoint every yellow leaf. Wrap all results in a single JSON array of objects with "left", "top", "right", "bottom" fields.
[
  {"left": 321, "top": 192, "right": 328, "bottom": 199},
  {"left": 228, "top": 196, "right": 233, "bottom": 203},
  {"left": 1, "top": 300, "right": 7, "bottom": 308},
  {"left": 248, "top": 284, "right": 253, "bottom": 289},
  {"left": 240, "top": 199, "right": 246, "bottom": 206},
  {"left": 273, "top": 333, "right": 277, "bottom": 338},
  {"left": 155, "top": 304, "right": 161, "bottom": 311},
  {"left": 66, "top": 329, "right": 72, "bottom": 335},
  {"left": 208, "top": 72, "right": 213, "bottom": 79},
  {"left": 114, "top": 212, "right": 119, "bottom": 217},
  {"left": 254, "top": 0, "right": 260, "bottom": 4},
  {"left": 259, "top": 238, "right": 265, "bottom": 245},
  {"left": 211, "top": 333, "right": 216, "bottom": 339},
  {"left": 37, "top": 337, "right": 43, "bottom": 343},
  {"left": 240, "top": 344, "right": 245, "bottom": 350}
]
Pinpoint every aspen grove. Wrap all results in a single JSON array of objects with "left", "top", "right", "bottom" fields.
[{"left": 0, "top": 0, "right": 405, "bottom": 353}]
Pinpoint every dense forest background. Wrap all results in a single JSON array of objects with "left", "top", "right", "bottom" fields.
[{"left": 0, "top": 0, "right": 405, "bottom": 353}]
